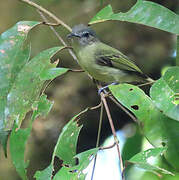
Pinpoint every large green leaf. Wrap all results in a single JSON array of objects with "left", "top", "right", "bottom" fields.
[
  {"left": 128, "top": 147, "right": 173, "bottom": 176},
  {"left": 0, "top": 21, "right": 40, "bottom": 121},
  {"left": 53, "top": 109, "right": 87, "bottom": 166},
  {"left": 109, "top": 84, "right": 179, "bottom": 169},
  {"left": 10, "top": 95, "right": 54, "bottom": 180},
  {"left": 0, "top": 21, "right": 40, "bottom": 155},
  {"left": 4, "top": 46, "right": 65, "bottom": 130},
  {"left": 150, "top": 67, "right": 179, "bottom": 121},
  {"left": 89, "top": 0, "right": 179, "bottom": 35},
  {"left": 34, "top": 109, "right": 89, "bottom": 180},
  {"left": 53, "top": 148, "right": 98, "bottom": 180},
  {"left": 177, "top": 36, "right": 179, "bottom": 66}
]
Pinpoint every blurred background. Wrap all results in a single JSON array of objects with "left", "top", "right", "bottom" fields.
[{"left": 0, "top": 0, "right": 179, "bottom": 179}]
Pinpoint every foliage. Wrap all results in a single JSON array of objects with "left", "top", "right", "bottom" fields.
[{"left": 0, "top": 0, "right": 179, "bottom": 179}]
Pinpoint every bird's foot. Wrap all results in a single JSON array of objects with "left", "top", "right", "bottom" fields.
[{"left": 98, "top": 82, "right": 118, "bottom": 95}]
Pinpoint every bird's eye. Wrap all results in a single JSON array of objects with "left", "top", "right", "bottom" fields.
[{"left": 82, "top": 32, "right": 90, "bottom": 38}]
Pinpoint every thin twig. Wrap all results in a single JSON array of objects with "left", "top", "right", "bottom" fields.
[
  {"left": 36, "top": 9, "right": 78, "bottom": 62},
  {"left": 91, "top": 103, "right": 104, "bottom": 180},
  {"left": 19, "top": 0, "right": 72, "bottom": 32},
  {"left": 100, "top": 92, "right": 124, "bottom": 176},
  {"left": 69, "top": 69, "right": 85, "bottom": 73},
  {"left": 89, "top": 102, "right": 102, "bottom": 110},
  {"left": 42, "top": 22, "right": 60, "bottom": 26},
  {"left": 137, "top": 81, "right": 155, "bottom": 87},
  {"left": 100, "top": 142, "right": 116, "bottom": 150},
  {"left": 95, "top": 82, "right": 124, "bottom": 178},
  {"left": 108, "top": 95, "right": 138, "bottom": 123}
]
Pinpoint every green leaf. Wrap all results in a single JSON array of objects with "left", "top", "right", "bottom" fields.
[
  {"left": 176, "top": 36, "right": 179, "bottom": 66},
  {"left": 10, "top": 123, "right": 31, "bottom": 180},
  {"left": 89, "top": 1, "right": 179, "bottom": 35},
  {"left": 53, "top": 109, "right": 88, "bottom": 166},
  {"left": 0, "top": 130, "right": 9, "bottom": 157},
  {"left": 34, "top": 109, "right": 89, "bottom": 180},
  {"left": 0, "top": 21, "right": 40, "bottom": 124},
  {"left": 40, "top": 67, "right": 69, "bottom": 80},
  {"left": 109, "top": 84, "right": 179, "bottom": 169},
  {"left": 150, "top": 67, "right": 179, "bottom": 121},
  {"left": 0, "top": 21, "right": 40, "bottom": 157},
  {"left": 10, "top": 95, "right": 53, "bottom": 180},
  {"left": 122, "top": 127, "right": 143, "bottom": 161},
  {"left": 34, "top": 164, "right": 53, "bottom": 180},
  {"left": 128, "top": 147, "right": 173, "bottom": 176},
  {"left": 4, "top": 46, "right": 64, "bottom": 130},
  {"left": 53, "top": 148, "right": 98, "bottom": 180},
  {"left": 31, "top": 94, "right": 54, "bottom": 122}
]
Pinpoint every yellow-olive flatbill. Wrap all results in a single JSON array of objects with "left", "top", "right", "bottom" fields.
[{"left": 67, "top": 24, "right": 153, "bottom": 85}]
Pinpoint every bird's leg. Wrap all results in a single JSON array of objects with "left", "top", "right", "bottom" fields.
[{"left": 98, "top": 82, "right": 118, "bottom": 95}]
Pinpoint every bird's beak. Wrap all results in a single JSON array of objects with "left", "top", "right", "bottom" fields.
[{"left": 67, "top": 33, "right": 81, "bottom": 39}]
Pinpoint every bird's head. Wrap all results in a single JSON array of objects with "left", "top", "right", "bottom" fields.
[{"left": 67, "top": 24, "right": 99, "bottom": 46}]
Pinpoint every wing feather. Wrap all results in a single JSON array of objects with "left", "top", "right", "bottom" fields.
[{"left": 95, "top": 45, "right": 143, "bottom": 73}]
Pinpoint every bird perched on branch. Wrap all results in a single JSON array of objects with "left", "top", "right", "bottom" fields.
[{"left": 67, "top": 24, "right": 153, "bottom": 87}]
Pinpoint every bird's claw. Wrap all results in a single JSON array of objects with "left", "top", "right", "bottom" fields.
[
  {"left": 98, "top": 83, "right": 118, "bottom": 95},
  {"left": 98, "top": 87, "right": 106, "bottom": 95}
]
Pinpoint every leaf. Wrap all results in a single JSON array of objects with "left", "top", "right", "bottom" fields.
[
  {"left": 177, "top": 36, "right": 179, "bottom": 66},
  {"left": 122, "top": 127, "right": 143, "bottom": 161},
  {"left": 4, "top": 46, "right": 64, "bottom": 130},
  {"left": 34, "top": 109, "right": 89, "bottom": 180},
  {"left": 53, "top": 108, "right": 88, "bottom": 166},
  {"left": 34, "top": 164, "right": 53, "bottom": 180},
  {"left": 10, "top": 123, "right": 30, "bottom": 180},
  {"left": 0, "top": 21, "right": 40, "bottom": 119},
  {"left": 10, "top": 95, "right": 53, "bottom": 180},
  {"left": 53, "top": 148, "right": 98, "bottom": 180},
  {"left": 109, "top": 84, "right": 179, "bottom": 169},
  {"left": 89, "top": 1, "right": 179, "bottom": 35},
  {"left": 150, "top": 67, "right": 179, "bottom": 121},
  {"left": 31, "top": 94, "right": 54, "bottom": 122},
  {"left": 128, "top": 147, "right": 174, "bottom": 176},
  {"left": 0, "top": 130, "right": 9, "bottom": 157},
  {"left": 40, "top": 67, "right": 69, "bottom": 80},
  {"left": 0, "top": 21, "right": 40, "bottom": 156}
]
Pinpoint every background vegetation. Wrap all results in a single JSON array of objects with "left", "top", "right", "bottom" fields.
[{"left": 0, "top": 0, "right": 179, "bottom": 179}]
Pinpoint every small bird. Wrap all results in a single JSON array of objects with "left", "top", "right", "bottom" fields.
[{"left": 67, "top": 24, "right": 153, "bottom": 86}]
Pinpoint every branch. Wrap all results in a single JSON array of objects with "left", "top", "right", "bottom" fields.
[
  {"left": 89, "top": 102, "right": 102, "bottom": 110},
  {"left": 100, "top": 92, "right": 124, "bottom": 175},
  {"left": 100, "top": 142, "right": 116, "bottom": 150},
  {"left": 95, "top": 82, "right": 124, "bottom": 179},
  {"left": 91, "top": 103, "right": 104, "bottom": 180},
  {"left": 19, "top": 0, "right": 72, "bottom": 32},
  {"left": 36, "top": 9, "right": 78, "bottom": 62}
]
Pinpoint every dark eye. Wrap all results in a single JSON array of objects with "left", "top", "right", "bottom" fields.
[{"left": 82, "top": 32, "right": 90, "bottom": 37}]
